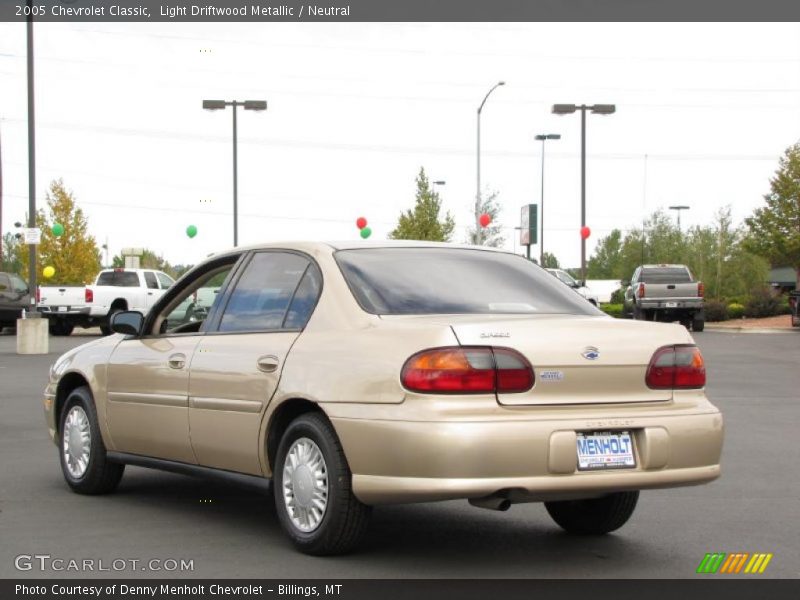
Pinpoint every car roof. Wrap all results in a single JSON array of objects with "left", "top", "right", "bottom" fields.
[
  {"left": 209, "top": 240, "right": 511, "bottom": 258},
  {"left": 640, "top": 264, "right": 689, "bottom": 269}
]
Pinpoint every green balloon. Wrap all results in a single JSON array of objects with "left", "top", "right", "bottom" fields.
[
  {"left": 360, "top": 226, "right": 372, "bottom": 239},
  {"left": 186, "top": 225, "right": 198, "bottom": 238},
  {"left": 51, "top": 223, "right": 65, "bottom": 237}
]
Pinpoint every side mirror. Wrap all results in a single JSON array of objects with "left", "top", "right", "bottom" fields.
[{"left": 110, "top": 311, "right": 144, "bottom": 336}]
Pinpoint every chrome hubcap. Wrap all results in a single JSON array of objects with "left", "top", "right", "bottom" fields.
[
  {"left": 63, "top": 406, "right": 91, "bottom": 479},
  {"left": 282, "top": 437, "right": 328, "bottom": 532}
]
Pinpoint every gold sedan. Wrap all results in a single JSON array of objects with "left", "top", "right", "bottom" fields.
[{"left": 43, "top": 242, "right": 723, "bottom": 555}]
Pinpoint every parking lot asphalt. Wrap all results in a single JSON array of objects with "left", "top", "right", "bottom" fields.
[{"left": 0, "top": 330, "right": 798, "bottom": 579}]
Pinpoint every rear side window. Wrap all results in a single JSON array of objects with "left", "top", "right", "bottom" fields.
[
  {"left": 144, "top": 272, "right": 159, "bottom": 289},
  {"left": 335, "top": 248, "right": 601, "bottom": 316},
  {"left": 96, "top": 271, "right": 140, "bottom": 287},
  {"left": 218, "top": 252, "right": 310, "bottom": 332},
  {"left": 639, "top": 268, "right": 692, "bottom": 283},
  {"left": 283, "top": 263, "right": 322, "bottom": 329}
]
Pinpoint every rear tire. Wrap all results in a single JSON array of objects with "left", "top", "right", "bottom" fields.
[
  {"left": 273, "top": 412, "right": 371, "bottom": 555},
  {"left": 545, "top": 491, "right": 639, "bottom": 535},
  {"left": 100, "top": 308, "right": 122, "bottom": 336},
  {"left": 49, "top": 321, "right": 74, "bottom": 336},
  {"left": 58, "top": 386, "right": 125, "bottom": 495},
  {"left": 692, "top": 317, "right": 705, "bottom": 332}
]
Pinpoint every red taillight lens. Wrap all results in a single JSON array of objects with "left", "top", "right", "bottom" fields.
[
  {"left": 85, "top": 288, "right": 93, "bottom": 303},
  {"left": 698, "top": 282, "right": 705, "bottom": 298},
  {"left": 401, "top": 347, "right": 534, "bottom": 394},
  {"left": 637, "top": 282, "right": 646, "bottom": 298},
  {"left": 646, "top": 345, "right": 706, "bottom": 389}
]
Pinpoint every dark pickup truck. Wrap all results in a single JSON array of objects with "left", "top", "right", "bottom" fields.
[{"left": 0, "top": 272, "right": 31, "bottom": 330}]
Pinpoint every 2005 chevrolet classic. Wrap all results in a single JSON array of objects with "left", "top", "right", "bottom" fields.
[{"left": 43, "top": 242, "right": 723, "bottom": 554}]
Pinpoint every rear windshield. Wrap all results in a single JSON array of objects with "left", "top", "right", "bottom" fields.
[
  {"left": 96, "top": 271, "right": 140, "bottom": 287},
  {"left": 639, "top": 268, "right": 692, "bottom": 284},
  {"left": 335, "top": 248, "right": 602, "bottom": 316}
]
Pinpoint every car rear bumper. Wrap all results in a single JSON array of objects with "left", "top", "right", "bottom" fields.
[
  {"left": 330, "top": 409, "right": 723, "bottom": 505},
  {"left": 638, "top": 300, "right": 703, "bottom": 310}
]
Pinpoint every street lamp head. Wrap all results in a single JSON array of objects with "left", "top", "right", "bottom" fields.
[
  {"left": 547, "top": 134, "right": 561, "bottom": 140},
  {"left": 202, "top": 100, "right": 226, "bottom": 110},
  {"left": 498, "top": 81, "right": 506, "bottom": 86},
  {"left": 669, "top": 205, "right": 690, "bottom": 210},
  {"left": 591, "top": 104, "right": 616, "bottom": 115},
  {"left": 552, "top": 104, "right": 577, "bottom": 115},
  {"left": 432, "top": 180, "right": 446, "bottom": 185},
  {"left": 244, "top": 100, "right": 268, "bottom": 111},
  {"left": 534, "top": 134, "right": 547, "bottom": 141}
]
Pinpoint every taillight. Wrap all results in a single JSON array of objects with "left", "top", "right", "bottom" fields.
[
  {"left": 637, "top": 282, "right": 646, "bottom": 298},
  {"left": 85, "top": 288, "right": 93, "bottom": 303},
  {"left": 401, "top": 347, "right": 534, "bottom": 394},
  {"left": 697, "top": 282, "right": 704, "bottom": 297},
  {"left": 646, "top": 345, "right": 705, "bottom": 389}
]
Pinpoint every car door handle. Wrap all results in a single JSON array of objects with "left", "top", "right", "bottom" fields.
[
  {"left": 168, "top": 353, "right": 187, "bottom": 369},
  {"left": 257, "top": 355, "right": 280, "bottom": 373}
]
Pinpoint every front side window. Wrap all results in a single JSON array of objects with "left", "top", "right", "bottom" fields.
[
  {"left": 218, "top": 252, "right": 310, "bottom": 333},
  {"left": 156, "top": 272, "right": 174, "bottom": 289},
  {"left": 159, "top": 265, "right": 235, "bottom": 334},
  {"left": 336, "top": 248, "right": 601, "bottom": 316}
]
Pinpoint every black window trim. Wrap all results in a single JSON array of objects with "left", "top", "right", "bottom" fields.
[{"left": 204, "top": 248, "right": 324, "bottom": 336}]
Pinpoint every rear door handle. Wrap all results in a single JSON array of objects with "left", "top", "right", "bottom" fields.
[
  {"left": 168, "top": 353, "right": 186, "bottom": 369},
  {"left": 257, "top": 355, "right": 280, "bottom": 373}
]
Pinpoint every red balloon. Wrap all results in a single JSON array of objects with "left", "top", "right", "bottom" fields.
[
  {"left": 479, "top": 213, "right": 491, "bottom": 228},
  {"left": 580, "top": 226, "right": 591, "bottom": 240},
  {"left": 356, "top": 217, "right": 368, "bottom": 229}
]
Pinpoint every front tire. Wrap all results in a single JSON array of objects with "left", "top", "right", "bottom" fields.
[
  {"left": 545, "top": 491, "right": 639, "bottom": 535},
  {"left": 100, "top": 308, "right": 122, "bottom": 336},
  {"left": 273, "top": 412, "right": 371, "bottom": 555},
  {"left": 59, "top": 386, "right": 124, "bottom": 494}
]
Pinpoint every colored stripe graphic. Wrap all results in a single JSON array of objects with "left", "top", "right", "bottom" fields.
[
  {"left": 744, "top": 553, "right": 774, "bottom": 574},
  {"left": 720, "top": 553, "right": 749, "bottom": 573},
  {"left": 697, "top": 553, "right": 726, "bottom": 574}
]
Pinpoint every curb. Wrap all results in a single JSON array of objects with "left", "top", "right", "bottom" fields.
[{"left": 704, "top": 326, "right": 796, "bottom": 334}]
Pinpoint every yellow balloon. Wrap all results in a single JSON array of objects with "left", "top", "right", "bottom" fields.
[{"left": 43, "top": 266, "right": 55, "bottom": 279}]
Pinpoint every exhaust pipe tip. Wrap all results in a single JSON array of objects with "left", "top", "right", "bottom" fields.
[{"left": 469, "top": 496, "right": 512, "bottom": 511}]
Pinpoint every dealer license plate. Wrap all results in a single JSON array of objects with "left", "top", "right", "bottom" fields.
[
  {"left": 665, "top": 302, "right": 677, "bottom": 308},
  {"left": 576, "top": 431, "right": 636, "bottom": 471}
]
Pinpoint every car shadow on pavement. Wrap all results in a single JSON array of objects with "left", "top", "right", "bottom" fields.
[{"left": 101, "top": 467, "right": 653, "bottom": 576}]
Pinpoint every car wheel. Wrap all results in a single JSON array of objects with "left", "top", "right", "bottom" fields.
[
  {"left": 632, "top": 306, "right": 644, "bottom": 320},
  {"left": 692, "top": 317, "right": 705, "bottom": 332},
  {"left": 100, "top": 308, "right": 121, "bottom": 336},
  {"left": 273, "top": 412, "right": 371, "bottom": 555},
  {"left": 545, "top": 491, "right": 639, "bottom": 535},
  {"left": 59, "top": 386, "right": 125, "bottom": 494},
  {"left": 49, "top": 321, "right": 74, "bottom": 336}
]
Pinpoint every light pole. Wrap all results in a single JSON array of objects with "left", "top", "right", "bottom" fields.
[
  {"left": 202, "top": 99, "right": 267, "bottom": 247},
  {"left": 476, "top": 81, "right": 505, "bottom": 243},
  {"left": 534, "top": 133, "right": 560, "bottom": 266},
  {"left": 669, "top": 205, "right": 690, "bottom": 232},
  {"left": 552, "top": 103, "right": 615, "bottom": 284}
]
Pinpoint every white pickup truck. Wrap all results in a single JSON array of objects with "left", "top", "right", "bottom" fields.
[{"left": 38, "top": 268, "right": 175, "bottom": 335}]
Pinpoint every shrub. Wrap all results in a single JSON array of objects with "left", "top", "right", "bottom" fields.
[
  {"left": 744, "top": 287, "right": 781, "bottom": 318},
  {"left": 704, "top": 300, "right": 729, "bottom": 322},
  {"left": 601, "top": 303, "right": 624, "bottom": 318},
  {"left": 609, "top": 287, "right": 626, "bottom": 305},
  {"left": 727, "top": 302, "right": 745, "bottom": 319},
  {"left": 777, "top": 294, "right": 793, "bottom": 315}
]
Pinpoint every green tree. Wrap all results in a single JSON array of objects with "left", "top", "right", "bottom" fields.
[
  {"left": 390, "top": 168, "right": 455, "bottom": 242},
  {"left": 466, "top": 190, "right": 505, "bottom": 247},
  {"left": 745, "top": 142, "right": 800, "bottom": 287},
  {"left": 13, "top": 180, "right": 101, "bottom": 284},
  {"left": 541, "top": 252, "right": 560, "bottom": 268},
  {"left": 587, "top": 229, "right": 623, "bottom": 278},
  {"left": 1, "top": 232, "right": 24, "bottom": 273}
]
